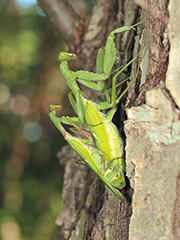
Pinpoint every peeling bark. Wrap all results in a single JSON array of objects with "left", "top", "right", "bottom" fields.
[{"left": 125, "top": 0, "right": 180, "bottom": 239}]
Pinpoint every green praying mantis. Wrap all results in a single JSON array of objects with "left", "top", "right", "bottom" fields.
[{"left": 49, "top": 22, "right": 142, "bottom": 202}]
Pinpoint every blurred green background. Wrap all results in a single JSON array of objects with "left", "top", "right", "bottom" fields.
[{"left": 0, "top": 0, "right": 70, "bottom": 239}]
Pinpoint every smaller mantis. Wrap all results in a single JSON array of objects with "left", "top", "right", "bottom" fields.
[{"left": 49, "top": 22, "right": 142, "bottom": 201}]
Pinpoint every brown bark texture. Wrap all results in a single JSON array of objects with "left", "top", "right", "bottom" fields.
[{"left": 38, "top": 0, "right": 180, "bottom": 239}]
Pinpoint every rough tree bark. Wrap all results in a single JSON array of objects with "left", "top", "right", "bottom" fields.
[{"left": 38, "top": 0, "right": 180, "bottom": 239}]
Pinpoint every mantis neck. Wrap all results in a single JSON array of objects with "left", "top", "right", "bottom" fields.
[{"left": 60, "top": 61, "right": 80, "bottom": 95}]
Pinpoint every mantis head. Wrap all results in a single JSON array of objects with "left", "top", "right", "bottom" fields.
[
  {"left": 49, "top": 104, "right": 62, "bottom": 112},
  {"left": 58, "top": 52, "right": 77, "bottom": 62}
]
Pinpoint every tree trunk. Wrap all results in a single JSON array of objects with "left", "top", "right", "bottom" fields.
[{"left": 38, "top": 0, "right": 180, "bottom": 239}]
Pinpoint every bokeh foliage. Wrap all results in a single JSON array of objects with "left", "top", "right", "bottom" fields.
[{"left": 0, "top": 1, "right": 68, "bottom": 239}]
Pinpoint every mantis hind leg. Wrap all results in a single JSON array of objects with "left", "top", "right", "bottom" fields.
[{"left": 111, "top": 49, "right": 142, "bottom": 109}]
